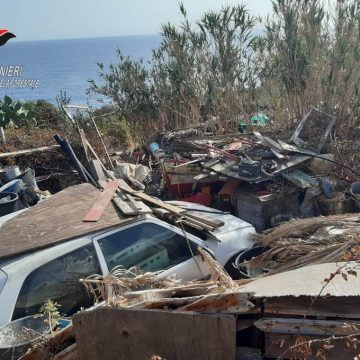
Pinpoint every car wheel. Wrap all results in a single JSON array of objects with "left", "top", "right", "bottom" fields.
[{"left": 224, "top": 253, "right": 242, "bottom": 280}]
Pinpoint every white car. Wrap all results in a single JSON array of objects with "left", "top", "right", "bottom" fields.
[{"left": 0, "top": 200, "right": 255, "bottom": 327}]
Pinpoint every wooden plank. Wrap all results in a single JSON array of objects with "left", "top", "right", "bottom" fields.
[
  {"left": 85, "top": 140, "right": 137, "bottom": 207},
  {"left": 88, "top": 159, "right": 107, "bottom": 183},
  {"left": 0, "top": 126, "right": 6, "bottom": 145},
  {"left": 113, "top": 193, "right": 140, "bottom": 215},
  {"left": 134, "top": 200, "right": 153, "bottom": 214},
  {"left": 255, "top": 318, "right": 360, "bottom": 336},
  {"left": 186, "top": 211, "right": 225, "bottom": 228},
  {"left": 73, "top": 307, "right": 236, "bottom": 360},
  {"left": 83, "top": 180, "right": 119, "bottom": 222},
  {"left": 172, "top": 158, "right": 203, "bottom": 168},
  {"left": 53, "top": 343, "right": 78, "bottom": 360},
  {"left": 85, "top": 140, "right": 142, "bottom": 210},
  {"left": 85, "top": 138, "right": 112, "bottom": 178},
  {"left": 264, "top": 296, "right": 360, "bottom": 319},
  {"left": 20, "top": 324, "right": 75, "bottom": 360},
  {"left": 0, "top": 144, "right": 60, "bottom": 158},
  {"left": 179, "top": 292, "right": 254, "bottom": 313},
  {"left": 0, "top": 184, "right": 138, "bottom": 259},
  {"left": 86, "top": 138, "right": 218, "bottom": 229},
  {"left": 79, "top": 129, "right": 91, "bottom": 163},
  {"left": 118, "top": 184, "right": 222, "bottom": 230}
]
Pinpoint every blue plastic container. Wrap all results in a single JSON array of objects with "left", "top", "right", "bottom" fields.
[
  {"left": 149, "top": 142, "right": 160, "bottom": 155},
  {"left": 0, "top": 179, "right": 25, "bottom": 194}
]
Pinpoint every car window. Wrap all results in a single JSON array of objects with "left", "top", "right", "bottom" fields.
[
  {"left": 12, "top": 245, "right": 100, "bottom": 321},
  {"left": 97, "top": 222, "right": 197, "bottom": 273}
]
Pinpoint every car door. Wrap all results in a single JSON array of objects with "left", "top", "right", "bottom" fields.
[
  {"left": 93, "top": 219, "right": 210, "bottom": 281},
  {"left": 12, "top": 243, "right": 101, "bottom": 321}
]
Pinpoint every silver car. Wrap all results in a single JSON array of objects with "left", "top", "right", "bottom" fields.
[{"left": 0, "top": 200, "right": 255, "bottom": 327}]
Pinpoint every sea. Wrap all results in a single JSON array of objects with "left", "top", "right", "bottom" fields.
[{"left": 0, "top": 34, "right": 161, "bottom": 106}]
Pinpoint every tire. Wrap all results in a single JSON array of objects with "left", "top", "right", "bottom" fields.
[{"left": 224, "top": 252, "right": 242, "bottom": 280}]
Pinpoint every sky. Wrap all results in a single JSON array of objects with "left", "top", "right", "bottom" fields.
[{"left": 0, "top": 0, "right": 274, "bottom": 42}]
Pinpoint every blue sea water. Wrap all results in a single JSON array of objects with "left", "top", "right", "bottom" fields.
[{"left": 0, "top": 34, "right": 161, "bottom": 105}]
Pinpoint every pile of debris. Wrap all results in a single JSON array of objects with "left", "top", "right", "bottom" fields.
[
  {"left": 3, "top": 105, "right": 360, "bottom": 359},
  {"left": 238, "top": 212, "right": 360, "bottom": 276},
  {"left": 19, "top": 243, "right": 360, "bottom": 360},
  {"left": 154, "top": 107, "right": 360, "bottom": 233}
]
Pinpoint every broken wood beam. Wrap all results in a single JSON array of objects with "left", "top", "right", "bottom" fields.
[
  {"left": 0, "top": 145, "right": 60, "bottom": 159},
  {"left": 118, "top": 184, "right": 223, "bottom": 230}
]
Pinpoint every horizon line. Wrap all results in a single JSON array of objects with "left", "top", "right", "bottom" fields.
[{"left": 11, "top": 33, "right": 160, "bottom": 44}]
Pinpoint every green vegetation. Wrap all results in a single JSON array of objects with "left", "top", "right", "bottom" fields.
[
  {"left": 88, "top": 0, "right": 360, "bottom": 141},
  {"left": 0, "top": 95, "right": 36, "bottom": 128},
  {"left": 39, "top": 299, "right": 61, "bottom": 332},
  {"left": 88, "top": 3, "right": 257, "bottom": 138},
  {"left": 259, "top": 0, "right": 360, "bottom": 134},
  {"left": 3, "top": 1, "right": 360, "bottom": 149},
  {"left": 0, "top": 95, "right": 70, "bottom": 131}
]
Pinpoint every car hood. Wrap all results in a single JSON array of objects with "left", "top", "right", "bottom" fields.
[{"left": 166, "top": 201, "right": 255, "bottom": 236}]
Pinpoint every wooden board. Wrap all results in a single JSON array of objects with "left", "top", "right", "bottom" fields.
[
  {"left": 119, "top": 184, "right": 223, "bottom": 230},
  {"left": 255, "top": 318, "right": 360, "bottom": 336},
  {"left": 263, "top": 296, "right": 360, "bottom": 319},
  {"left": 53, "top": 343, "right": 78, "bottom": 360},
  {"left": 112, "top": 193, "right": 139, "bottom": 215},
  {"left": 73, "top": 307, "right": 236, "bottom": 360},
  {"left": 83, "top": 180, "right": 119, "bottom": 222},
  {"left": 0, "top": 144, "right": 60, "bottom": 159},
  {"left": 0, "top": 184, "right": 139, "bottom": 259},
  {"left": 113, "top": 193, "right": 152, "bottom": 216}
]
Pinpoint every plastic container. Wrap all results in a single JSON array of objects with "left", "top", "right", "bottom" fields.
[
  {"left": 149, "top": 142, "right": 160, "bottom": 156},
  {"left": 0, "top": 192, "right": 20, "bottom": 217},
  {"left": 0, "top": 166, "right": 21, "bottom": 184},
  {"left": 0, "top": 315, "right": 48, "bottom": 360},
  {"left": 16, "top": 168, "right": 37, "bottom": 189},
  {"left": 0, "top": 179, "right": 25, "bottom": 194}
]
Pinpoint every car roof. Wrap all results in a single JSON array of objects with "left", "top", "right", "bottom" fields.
[{"left": 0, "top": 183, "right": 140, "bottom": 260}]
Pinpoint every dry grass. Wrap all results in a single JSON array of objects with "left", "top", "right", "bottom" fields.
[
  {"left": 80, "top": 247, "right": 239, "bottom": 307},
  {"left": 246, "top": 214, "right": 360, "bottom": 276}
]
